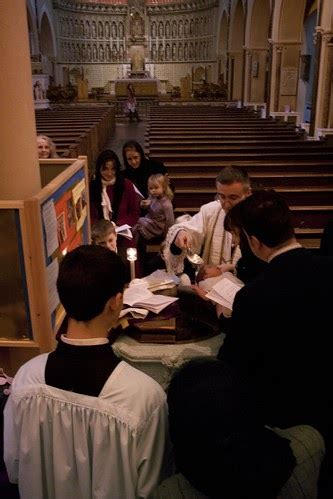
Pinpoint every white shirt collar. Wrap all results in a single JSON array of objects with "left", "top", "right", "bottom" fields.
[
  {"left": 60, "top": 334, "right": 109, "bottom": 346},
  {"left": 267, "top": 242, "right": 302, "bottom": 263}
]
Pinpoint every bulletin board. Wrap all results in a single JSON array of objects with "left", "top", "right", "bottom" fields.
[
  {"left": 24, "top": 157, "right": 90, "bottom": 351},
  {"left": 40, "top": 167, "right": 90, "bottom": 331}
]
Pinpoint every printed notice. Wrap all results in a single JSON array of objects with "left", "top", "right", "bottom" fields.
[
  {"left": 46, "top": 258, "right": 60, "bottom": 314},
  {"left": 72, "top": 179, "right": 87, "bottom": 231},
  {"left": 42, "top": 199, "right": 58, "bottom": 257}
]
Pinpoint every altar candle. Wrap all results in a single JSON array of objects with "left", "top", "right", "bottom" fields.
[{"left": 126, "top": 247, "right": 137, "bottom": 281}]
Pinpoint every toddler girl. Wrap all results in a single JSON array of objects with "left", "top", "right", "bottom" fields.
[{"left": 132, "top": 174, "right": 174, "bottom": 243}]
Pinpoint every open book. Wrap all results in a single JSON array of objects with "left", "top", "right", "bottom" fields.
[
  {"left": 123, "top": 283, "right": 178, "bottom": 314},
  {"left": 204, "top": 272, "right": 244, "bottom": 311},
  {"left": 115, "top": 224, "right": 133, "bottom": 240},
  {"left": 140, "top": 269, "right": 179, "bottom": 292}
]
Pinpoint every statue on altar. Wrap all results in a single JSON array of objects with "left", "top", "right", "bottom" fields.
[
  {"left": 131, "top": 49, "right": 144, "bottom": 72},
  {"left": 130, "top": 13, "right": 144, "bottom": 40}
]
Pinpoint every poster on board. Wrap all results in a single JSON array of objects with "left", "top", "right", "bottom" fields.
[{"left": 40, "top": 168, "right": 89, "bottom": 328}]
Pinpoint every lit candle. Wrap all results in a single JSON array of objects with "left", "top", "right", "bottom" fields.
[{"left": 126, "top": 247, "right": 137, "bottom": 281}]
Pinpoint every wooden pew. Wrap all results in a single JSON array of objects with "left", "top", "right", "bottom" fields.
[{"left": 35, "top": 106, "right": 116, "bottom": 170}]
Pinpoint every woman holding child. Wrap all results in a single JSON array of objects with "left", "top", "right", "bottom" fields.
[{"left": 122, "top": 140, "right": 168, "bottom": 199}]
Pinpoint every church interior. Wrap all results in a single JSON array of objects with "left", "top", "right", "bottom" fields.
[
  {"left": 1, "top": 0, "right": 333, "bottom": 495},
  {"left": 1, "top": 0, "right": 333, "bottom": 378}
]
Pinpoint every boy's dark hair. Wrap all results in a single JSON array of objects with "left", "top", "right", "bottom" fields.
[
  {"left": 168, "top": 358, "right": 295, "bottom": 498},
  {"left": 57, "top": 245, "right": 126, "bottom": 321},
  {"left": 91, "top": 219, "right": 116, "bottom": 244},
  {"left": 237, "top": 189, "right": 295, "bottom": 247},
  {"left": 216, "top": 165, "right": 250, "bottom": 190}
]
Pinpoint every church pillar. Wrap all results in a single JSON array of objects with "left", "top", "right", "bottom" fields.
[
  {"left": 244, "top": 48, "right": 269, "bottom": 103},
  {"left": 314, "top": 31, "right": 333, "bottom": 130},
  {"left": 270, "top": 42, "right": 302, "bottom": 112},
  {"left": 0, "top": 0, "right": 41, "bottom": 200},
  {"left": 228, "top": 51, "right": 243, "bottom": 100}
]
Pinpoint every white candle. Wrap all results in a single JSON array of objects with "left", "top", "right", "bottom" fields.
[{"left": 126, "top": 248, "right": 137, "bottom": 281}]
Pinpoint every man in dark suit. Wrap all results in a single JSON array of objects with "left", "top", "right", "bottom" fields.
[{"left": 218, "top": 189, "right": 333, "bottom": 497}]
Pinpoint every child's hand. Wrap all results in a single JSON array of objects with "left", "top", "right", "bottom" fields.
[{"left": 140, "top": 199, "right": 151, "bottom": 209}]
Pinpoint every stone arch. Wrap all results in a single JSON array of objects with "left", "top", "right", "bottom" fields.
[
  {"left": 178, "top": 43, "right": 183, "bottom": 60},
  {"left": 98, "top": 21, "right": 103, "bottom": 38},
  {"left": 172, "top": 20, "right": 177, "bottom": 38},
  {"left": 229, "top": 0, "right": 246, "bottom": 100},
  {"left": 165, "top": 21, "right": 170, "bottom": 38},
  {"left": 85, "top": 20, "right": 91, "bottom": 38},
  {"left": 270, "top": 0, "right": 307, "bottom": 112},
  {"left": 105, "top": 44, "right": 111, "bottom": 61},
  {"left": 69, "top": 67, "right": 81, "bottom": 86},
  {"left": 105, "top": 22, "right": 110, "bottom": 38},
  {"left": 26, "top": 3, "right": 38, "bottom": 57},
  {"left": 217, "top": 10, "right": 228, "bottom": 85},
  {"left": 179, "top": 20, "right": 183, "bottom": 37},
  {"left": 194, "top": 66, "right": 205, "bottom": 81},
  {"left": 40, "top": 12, "right": 56, "bottom": 57},
  {"left": 245, "top": 0, "right": 270, "bottom": 103},
  {"left": 80, "top": 20, "right": 85, "bottom": 38},
  {"left": 184, "top": 20, "right": 189, "bottom": 37},
  {"left": 39, "top": 10, "right": 56, "bottom": 78},
  {"left": 274, "top": 0, "right": 306, "bottom": 43}
]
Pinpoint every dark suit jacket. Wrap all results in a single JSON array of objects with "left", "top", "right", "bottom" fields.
[{"left": 218, "top": 248, "right": 333, "bottom": 438}]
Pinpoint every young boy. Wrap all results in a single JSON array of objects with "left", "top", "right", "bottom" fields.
[
  {"left": 91, "top": 219, "right": 117, "bottom": 252},
  {"left": 4, "top": 246, "right": 170, "bottom": 498}
]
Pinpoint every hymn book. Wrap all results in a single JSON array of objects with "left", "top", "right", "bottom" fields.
[
  {"left": 115, "top": 224, "right": 133, "bottom": 239},
  {"left": 203, "top": 272, "right": 244, "bottom": 311}
]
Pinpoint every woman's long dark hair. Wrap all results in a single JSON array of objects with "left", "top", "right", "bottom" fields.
[{"left": 90, "top": 149, "right": 124, "bottom": 222}]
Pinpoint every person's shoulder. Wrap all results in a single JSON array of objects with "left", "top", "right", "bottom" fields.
[
  {"left": 160, "top": 196, "right": 173, "bottom": 206},
  {"left": 123, "top": 177, "right": 137, "bottom": 190},
  {"left": 200, "top": 200, "right": 221, "bottom": 214},
  {"left": 147, "top": 158, "right": 167, "bottom": 174},
  {"left": 111, "top": 361, "right": 166, "bottom": 408},
  {"left": 11, "top": 353, "right": 49, "bottom": 391}
]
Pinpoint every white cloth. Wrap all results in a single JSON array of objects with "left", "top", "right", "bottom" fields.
[
  {"left": 101, "top": 185, "right": 112, "bottom": 220},
  {"left": 163, "top": 201, "right": 237, "bottom": 274},
  {"left": 4, "top": 354, "right": 170, "bottom": 499}
]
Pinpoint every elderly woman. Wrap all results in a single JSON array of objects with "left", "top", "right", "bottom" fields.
[{"left": 37, "top": 135, "right": 58, "bottom": 159}]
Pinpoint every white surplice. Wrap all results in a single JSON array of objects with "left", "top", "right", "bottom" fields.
[{"left": 4, "top": 353, "right": 169, "bottom": 499}]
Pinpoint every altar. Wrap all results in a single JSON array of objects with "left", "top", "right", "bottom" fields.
[{"left": 114, "top": 78, "right": 160, "bottom": 97}]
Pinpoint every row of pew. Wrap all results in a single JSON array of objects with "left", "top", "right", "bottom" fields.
[
  {"left": 35, "top": 105, "right": 116, "bottom": 170},
  {"left": 145, "top": 105, "right": 333, "bottom": 250}
]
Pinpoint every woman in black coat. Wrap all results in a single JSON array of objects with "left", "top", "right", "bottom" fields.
[{"left": 122, "top": 140, "right": 167, "bottom": 199}]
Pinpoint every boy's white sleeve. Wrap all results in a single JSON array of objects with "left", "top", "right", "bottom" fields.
[{"left": 3, "top": 395, "right": 19, "bottom": 483}]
